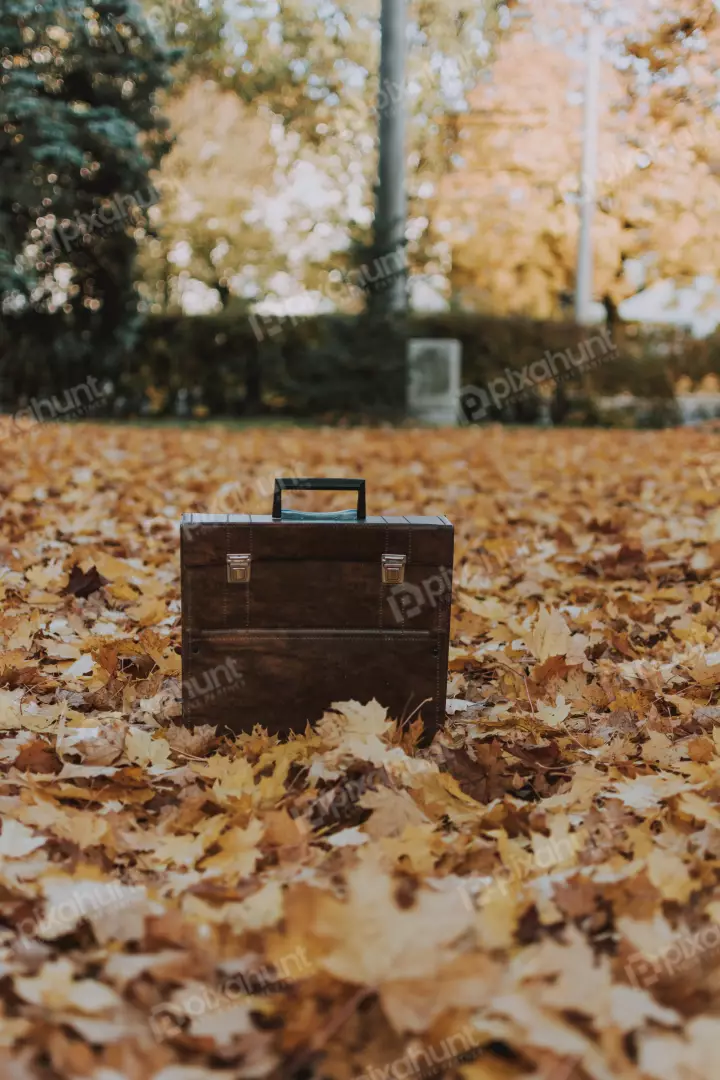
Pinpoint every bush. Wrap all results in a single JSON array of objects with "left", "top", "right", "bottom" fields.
[{"left": 1, "top": 310, "right": 717, "bottom": 424}]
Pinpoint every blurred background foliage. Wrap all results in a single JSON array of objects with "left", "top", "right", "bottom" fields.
[
  {"left": 436, "top": 1, "right": 720, "bottom": 318},
  {"left": 0, "top": 0, "right": 177, "bottom": 365},
  {"left": 1, "top": 0, "right": 720, "bottom": 422},
  {"left": 4, "top": 310, "right": 718, "bottom": 426}
]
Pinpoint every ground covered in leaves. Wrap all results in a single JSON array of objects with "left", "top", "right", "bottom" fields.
[{"left": 0, "top": 423, "right": 719, "bottom": 1080}]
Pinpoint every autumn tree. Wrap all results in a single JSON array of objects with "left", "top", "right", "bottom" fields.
[
  {"left": 139, "top": 0, "right": 228, "bottom": 88},
  {"left": 616, "top": 1, "right": 720, "bottom": 288},
  {"left": 136, "top": 81, "right": 276, "bottom": 313},
  {"left": 133, "top": 0, "right": 504, "bottom": 313},
  {"left": 433, "top": 0, "right": 720, "bottom": 318}
]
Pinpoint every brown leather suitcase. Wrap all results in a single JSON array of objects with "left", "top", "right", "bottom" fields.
[{"left": 181, "top": 479, "right": 453, "bottom": 739}]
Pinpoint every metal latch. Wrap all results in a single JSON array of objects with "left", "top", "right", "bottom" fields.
[
  {"left": 382, "top": 553, "right": 406, "bottom": 585},
  {"left": 227, "top": 554, "right": 252, "bottom": 583}
]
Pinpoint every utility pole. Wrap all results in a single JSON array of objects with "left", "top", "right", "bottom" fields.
[
  {"left": 575, "top": 22, "right": 602, "bottom": 325},
  {"left": 372, "top": 0, "right": 408, "bottom": 315}
]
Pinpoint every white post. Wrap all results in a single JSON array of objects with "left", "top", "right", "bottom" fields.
[
  {"left": 373, "top": 0, "right": 408, "bottom": 315},
  {"left": 575, "top": 23, "right": 602, "bottom": 325}
]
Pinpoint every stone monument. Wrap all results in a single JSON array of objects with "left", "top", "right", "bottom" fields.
[{"left": 407, "top": 338, "right": 462, "bottom": 425}]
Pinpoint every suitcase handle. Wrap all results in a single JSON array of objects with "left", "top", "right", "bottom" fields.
[{"left": 272, "top": 478, "right": 367, "bottom": 520}]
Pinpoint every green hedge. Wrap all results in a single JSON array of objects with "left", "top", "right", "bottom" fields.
[{"left": 1, "top": 310, "right": 718, "bottom": 423}]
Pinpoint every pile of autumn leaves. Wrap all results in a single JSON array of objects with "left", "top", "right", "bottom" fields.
[{"left": 0, "top": 423, "right": 718, "bottom": 1080}]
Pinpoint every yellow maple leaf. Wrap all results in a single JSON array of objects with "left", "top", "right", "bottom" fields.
[
  {"left": 126, "top": 597, "right": 168, "bottom": 628},
  {"left": 201, "top": 818, "right": 264, "bottom": 877},
  {"left": 536, "top": 694, "right": 571, "bottom": 728},
  {"left": 322, "top": 699, "right": 392, "bottom": 738},
  {"left": 310, "top": 856, "right": 474, "bottom": 986},
  {"left": 193, "top": 755, "right": 257, "bottom": 804},
  {"left": 124, "top": 727, "right": 174, "bottom": 770},
  {"left": 527, "top": 607, "right": 573, "bottom": 662},
  {"left": 359, "top": 786, "right": 429, "bottom": 839},
  {"left": 0, "top": 819, "right": 46, "bottom": 858},
  {"left": 527, "top": 607, "right": 588, "bottom": 666},
  {"left": 646, "top": 849, "right": 696, "bottom": 904},
  {"left": 0, "top": 688, "right": 25, "bottom": 730}
]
